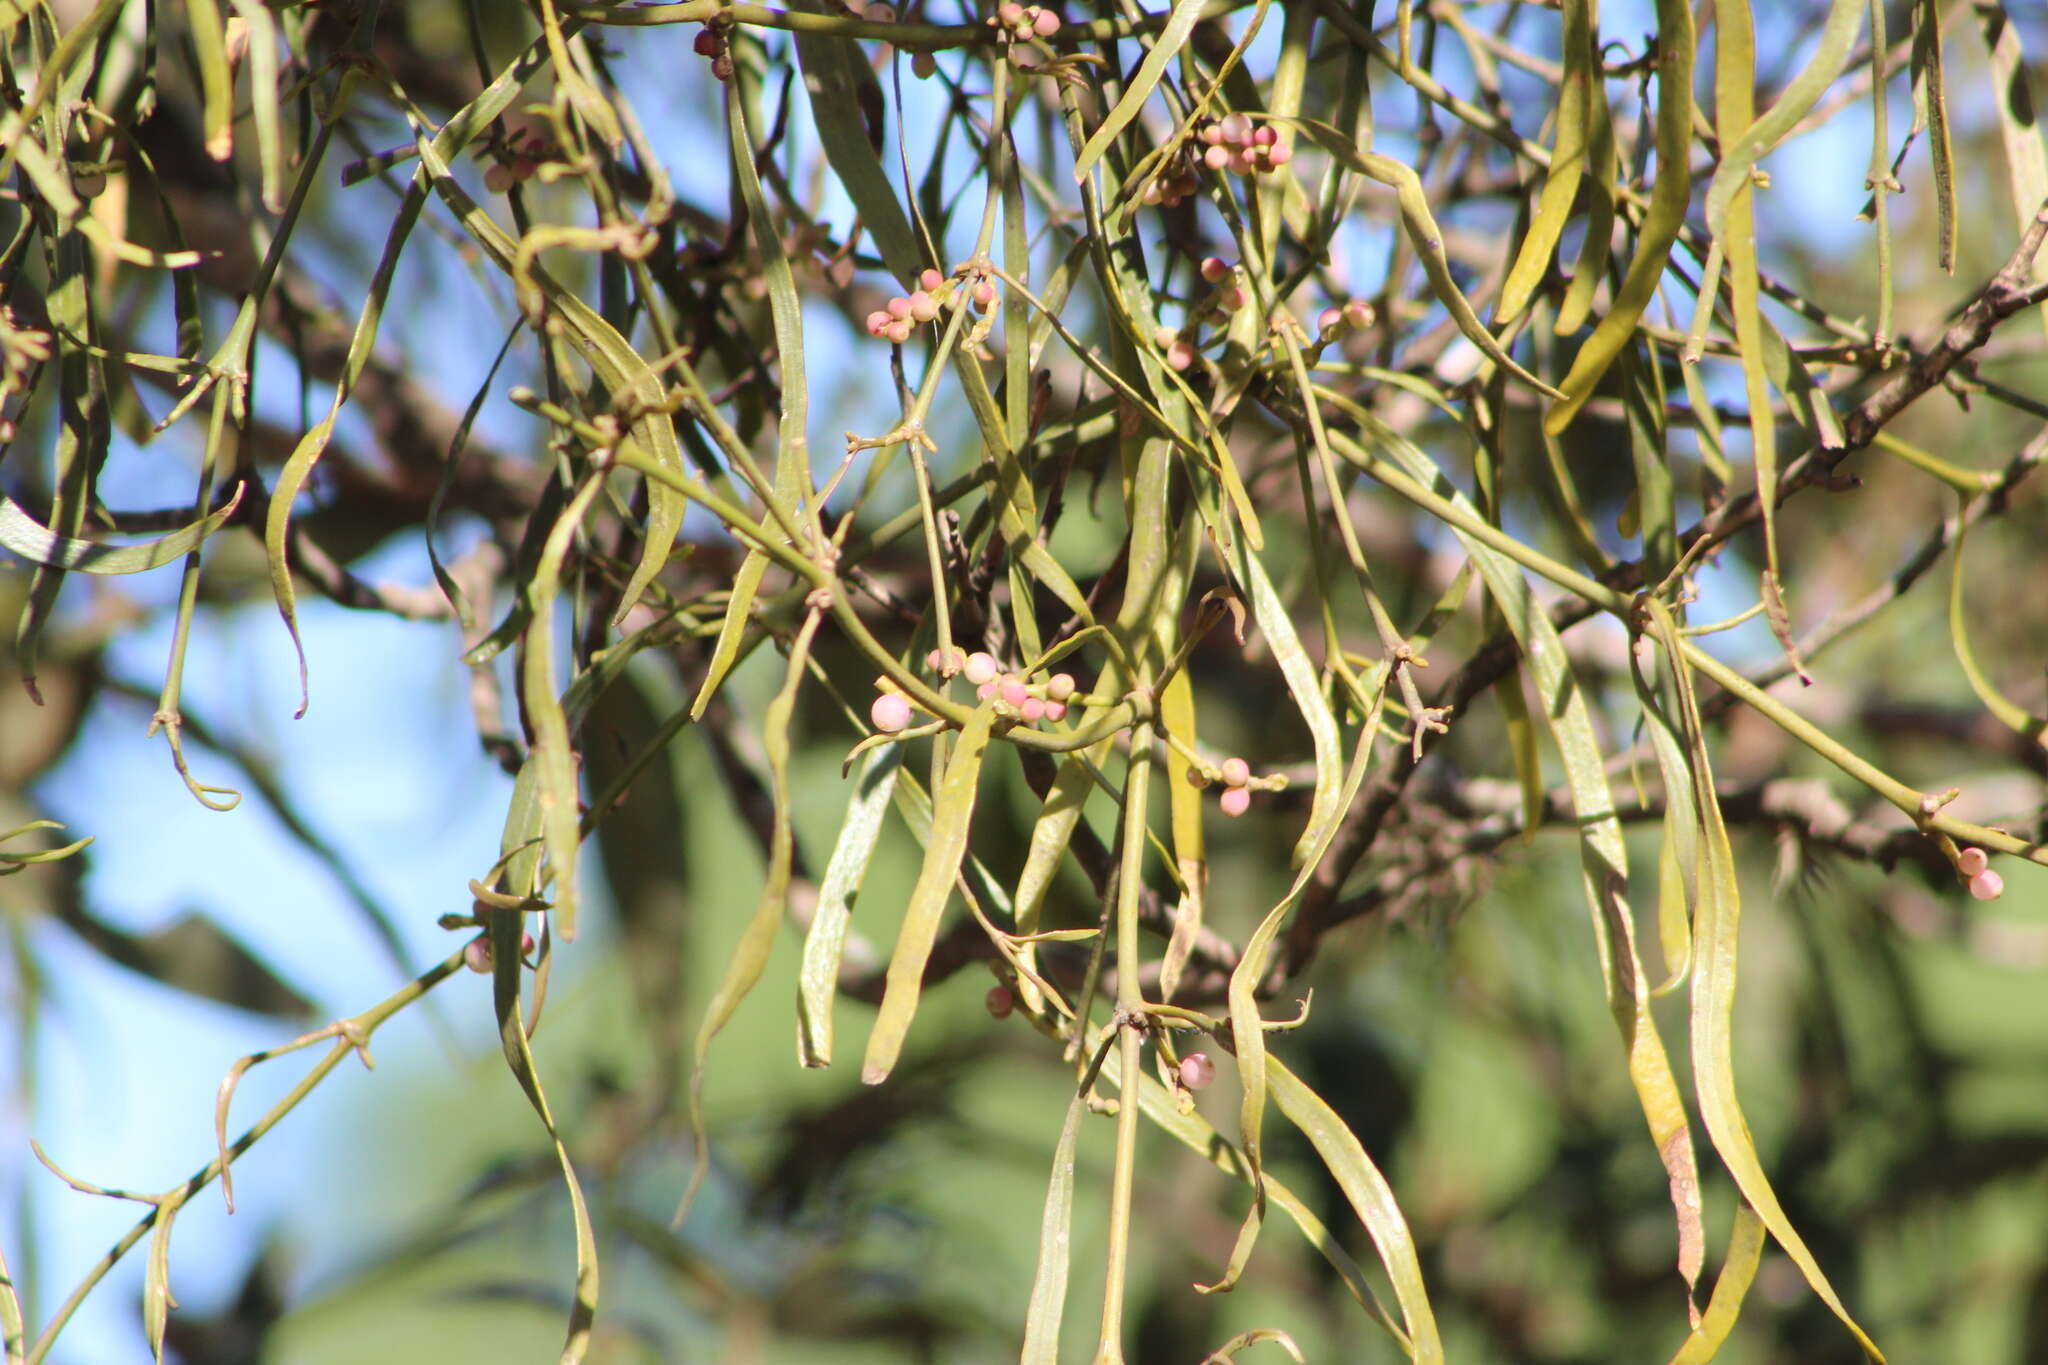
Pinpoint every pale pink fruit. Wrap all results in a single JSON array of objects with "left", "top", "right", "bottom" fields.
[
  {"left": 866, "top": 309, "right": 894, "bottom": 336},
  {"left": 1219, "top": 786, "right": 1252, "bottom": 817},
  {"left": 1969, "top": 870, "right": 2005, "bottom": 901},
  {"left": 1153, "top": 323, "right": 1178, "bottom": 349},
  {"left": 1203, "top": 143, "right": 1231, "bottom": 171},
  {"left": 987, "top": 985, "right": 1015, "bottom": 1018},
  {"left": 997, "top": 2, "right": 1025, "bottom": 25},
  {"left": 464, "top": 935, "right": 493, "bottom": 974},
  {"left": 926, "top": 647, "right": 946, "bottom": 671},
  {"left": 1043, "top": 700, "right": 1068, "bottom": 722},
  {"left": 886, "top": 295, "right": 912, "bottom": 319},
  {"left": 1957, "top": 846, "right": 1988, "bottom": 877},
  {"left": 977, "top": 680, "right": 997, "bottom": 700},
  {"left": 1343, "top": 299, "right": 1374, "bottom": 329},
  {"left": 1200, "top": 256, "right": 1231, "bottom": 282},
  {"left": 1021, "top": 696, "right": 1046, "bottom": 722},
  {"left": 909, "top": 289, "right": 939, "bottom": 321},
  {"left": 1220, "top": 113, "right": 1251, "bottom": 143},
  {"left": 1179, "top": 1052, "right": 1216, "bottom": 1090},
  {"left": 972, "top": 279, "right": 997, "bottom": 308},
  {"left": 1141, "top": 180, "right": 1165, "bottom": 206},
  {"left": 920, "top": 267, "right": 945, "bottom": 291},
  {"left": 1265, "top": 141, "right": 1294, "bottom": 168},
  {"left": 1318, "top": 306, "right": 1343, "bottom": 333},
  {"left": 1031, "top": 8, "right": 1060, "bottom": 36},
  {"left": 871, "top": 691, "right": 913, "bottom": 732},
  {"left": 964, "top": 651, "right": 999, "bottom": 684},
  {"left": 1200, "top": 124, "right": 1226, "bottom": 146},
  {"left": 1047, "top": 673, "right": 1075, "bottom": 701},
  {"left": 1166, "top": 339, "right": 1196, "bottom": 371},
  {"left": 999, "top": 676, "right": 1030, "bottom": 707},
  {"left": 1220, "top": 756, "right": 1250, "bottom": 788}
]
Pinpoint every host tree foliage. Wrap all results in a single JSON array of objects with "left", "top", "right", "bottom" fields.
[{"left": 3, "top": 0, "right": 2047, "bottom": 1361}]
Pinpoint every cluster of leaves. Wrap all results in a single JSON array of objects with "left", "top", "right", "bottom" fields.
[{"left": 3, "top": 1, "right": 2048, "bottom": 1362}]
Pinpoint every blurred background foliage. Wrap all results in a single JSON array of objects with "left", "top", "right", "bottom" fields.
[{"left": 2, "top": 1, "right": 2047, "bottom": 1363}]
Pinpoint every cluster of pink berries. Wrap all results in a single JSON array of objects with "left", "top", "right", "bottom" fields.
[
  {"left": 1316, "top": 299, "right": 1377, "bottom": 337},
  {"left": 1152, "top": 257, "right": 1256, "bottom": 369},
  {"left": 1199, "top": 114, "right": 1292, "bottom": 177},
  {"left": 1208, "top": 755, "right": 1258, "bottom": 817},
  {"left": 867, "top": 649, "right": 1079, "bottom": 733},
  {"left": 692, "top": 22, "right": 735, "bottom": 82},
  {"left": 1957, "top": 846, "right": 2004, "bottom": 901},
  {"left": 989, "top": 2, "right": 1061, "bottom": 42},
  {"left": 864, "top": 267, "right": 999, "bottom": 343}
]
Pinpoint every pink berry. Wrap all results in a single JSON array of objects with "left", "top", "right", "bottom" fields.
[
  {"left": 1032, "top": 8, "right": 1060, "bottom": 36},
  {"left": 1969, "top": 870, "right": 2005, "bottom": 901},
  {"left": 1021, "top": 696, "right": 1046, "bottom": 722},
  {"left": 1219, "top": 113, "right": 1251, "bottom": 143},
  {"left": 866, "top": 2, "right": 895, "bottom": 20},
  {"left": 1200, "top": 256, "right": 1231, "bottom": 282},
  {"left": 1203, "top": 143, "right": 1231, "bottom": 171},
  {"left": 926, "top": 647, "right": 946, "bottom": 671},
  {"left": 484, "top": 163, "right": 516, "bottom": 194},
  {"left": 909, "top": 289, "right": 939, "bottom": 321},
  {"left": 1253, "top": 125, "right": 1277, "bottom": 147},
  {"left": 964, "top": 651, "right": 999, "bottom": 684},
  {"left": 1343, "top": 299, "right": 1374, "bottom": 329},
  {"left": 871, "top": 691, "right": 913, "bottom": 733},
  {"left": 1219, "top": 786, "right": 1252, "bottom": 817},
  {"left": 886, "top": 295, "right": 912, "bottom": 319},
  {"left": 866, "top": 310, "right": 893, "bottom": 337},
  {"left": 885, "top": 318, "right": 912, "bottom": 343},
  {"left": 1201, "top": 125, "right": 1226, "bottom": 147},
  {"left": 463, "top": 935, "right": 493, "bottom": 974},
  {"left": 694, "top": 28, "right": 720, "bottom": 56},
  {"left": 1166, "top": 339, "right": 1196, "bottom": 371},
  {"left": 1047, "top": 672, "right": 1075, "bottom": 701},
  {"left": 997, "top": 2, "right": 1025, "bottom": 25},
  {"left": 972, "top": 279, "right": 997, "bottom": 308},
  {"left": 1318, "top": 306, "right": 1343, "bottom": 333},
  {"left": 1043, "top": 700, "right": 1068, "bottom": 722},
  {"left": 1179, "top": 1052, "right": 1216, "bottom": 1090},
  {"left": 711, "top": 53, "right": 734, "bottom": 81},
  {"left": 1957, "top": 847, "right": 1989, "bottom": 877},
  {"left": 1153, "top": 323, "right": 1178, "bottom": 349},
  {"left": 1227, "top": 149, "right": 1255, "bottom": 176},
  {"left": 999, "top": 675, "right": 1030, "bottom": 707},
  {"left": 987, "top": 985, "right": 1015, "bottom": 1018},
  {"left": 1220, "top": 756, "right": 1250, "bottom": 788},
  {"left": 977, "top": 681, "right": 997, "bottom": 700},
  {"left": 1265, "top": 141, "right": 1294, "bottom": 168},
  {"left": 1141, "top": 180, "right": 1165, "bottom": 206},
  {"left": 920, "top": 267, "right": 944, "bottom": 291},
  {"left": 1225, "top": 284, "right": 1250, "bottom": 311}
]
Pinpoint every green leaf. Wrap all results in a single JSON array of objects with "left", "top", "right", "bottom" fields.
[
  {"left": 1019, "top": 1087, "right": 1088, "bottom": 1365},
  {"left": 862, "top": 704, "right": 997, "bottom": 1085},
  {"left": 1073, "top": 0, "right": 1212, "bottom": 185},
  {"left": 798, "top": 742, "right": 902, "bottom": 1068},
  {"left": 0, "top": 485, "right": 242, "bottom": 574}
]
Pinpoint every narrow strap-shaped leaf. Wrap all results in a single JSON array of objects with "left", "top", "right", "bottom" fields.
[
  {"left": 690, "top": 552, "right": 769, "bottom": 719},
  {"left": 798, "top": 743, "right": 902, "bottom": 1067},
  {"left": 1, "top": 485, "right": 241, "bottom": 574},
  {"left": 1497, "top": 0, "right": 1593, "bottom": 323},
  {"left": 1265, "top": 1056, "right": 1443, "bottom": 1364},
  {"left": 794, "top": 24, "right": 924, "bottom": 285},
  {"left": 1288, "top": 117, "right": 1565, "bottom": 399},
  {"left": 1545, "top": 0, "right": 1693, "bottom": 431},
  {"left": 862, "top": 704, "right": 998, "bottom": 1084},
  {"left": 1975, "top": 1, "right": 2048, "bottom": 334},
  {"left": 491, "top": 909, "right": 601, "bottom": 1364},
  {"left": 523, "top": 476, "right": 606, "bottom": 943},
  {"left": 1556, "top": 38, "right": 1617, "bottom": 336},
  {"left": 1158, "top": 665, "right": 1207, "bottom": 1001},
  {"left": 1019, "top": 1086, "right": 1088, "bottom": 1365},
  {"left": 684, "top": 608, "right": 825, "bottom": 1213},
  {"left": 1073, "top": 0, "right": 1212, "bottom": 184},
  {"left": 1360, "top": 420, "right": 1705, "bottom": 1306},
  {"left": 1011, "top": 746, "right": 1105, "bottom": 1015},
  {"left": 1665, "top": 1202, "right": 1767, "bottom": 1365},
  {"left": 1949, "top": 502, "right": 2046, "bottom": 743},
  {"left": 1907, "top": 0, "right": 1957, "bottom": 273},
  {"left": 1109, "top": 1048, "right": 1410, "bottom": 1350},
  {"left": 143, "top": 1197, "right": 179, "bottom": 1363},
  {"left": 1644, "top": 601, "right": 1885, "bottom": 1361}
]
